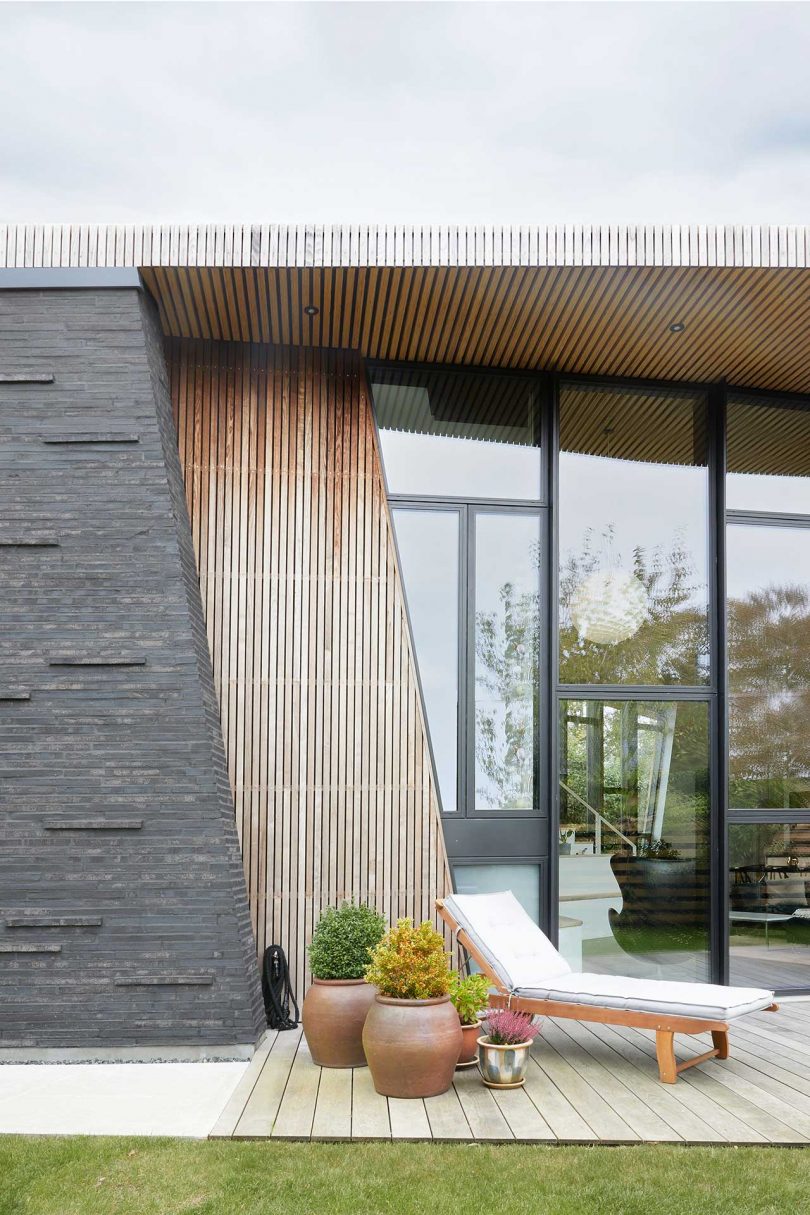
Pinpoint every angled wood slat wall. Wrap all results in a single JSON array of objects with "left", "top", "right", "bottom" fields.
[{"left": 169, "top": 337, "right": 451, "bottom": 993}]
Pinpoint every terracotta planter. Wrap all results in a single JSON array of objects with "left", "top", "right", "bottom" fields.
[
  {"left": 363, "top": 994, "right": 462, "bottom": 1098},
  {"left": 477, "top": 1036, "right": 534, "bottom": 1089},
  {"left": 302, "top": 978, "right": 377, "bottom": 1068},
  {"left": 457, "top": 1019, "right": 482, "bottom": 1068}
]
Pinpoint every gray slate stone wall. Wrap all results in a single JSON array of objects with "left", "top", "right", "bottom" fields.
[{"left": 0, "top": 287, "right": 265, "bottom": 1050}]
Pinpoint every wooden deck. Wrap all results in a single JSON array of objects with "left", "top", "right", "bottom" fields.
[{"left": 212, "top": 1000, "right": 810, "bottom": 1145}]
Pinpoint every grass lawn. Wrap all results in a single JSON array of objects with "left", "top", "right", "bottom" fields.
[{"left": 1, "top": 1138, "right": 809, "bottom": 1215}]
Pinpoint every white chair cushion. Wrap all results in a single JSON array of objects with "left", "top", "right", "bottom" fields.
[
  {"left": 443, "top": 891, "right": 572, "bottom": 990},
  {"left": 516, "top": 973, "right": 774, "bottom": 1021}
]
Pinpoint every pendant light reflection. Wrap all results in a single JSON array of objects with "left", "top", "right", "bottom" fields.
[
  {"left": 570, "top": 569, "right": 648, "bottom": 645},
  {"left": 570, "top": 422, "right": 648, "bottom": 645}
]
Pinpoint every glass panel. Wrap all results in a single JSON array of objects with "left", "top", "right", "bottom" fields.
[
  {"left": 453, "top": 863, "right": 540, "bottom": 925},
  {"left": 392, "top": 508, "right": 459, "bottom": 812},
  {"left": 558, "top": 383, "right": 710, "bottom": 685},
  {"left": 727, "top": 523, "right": 810, "bottom": 812},
  {"left": 370, "top": 366, "right": 540, "bottom": 500},
  {"left": 474, "top": 513, "right": 540, "bottom": 810},
  {"left": 730, "top": 823, "right": 810, "bottom": 990},
  {"left": 727, "top": 395, "right": 810, "bottom": 514},
  {"left": 558, "top": 698, "right": 710, "bottom": 981}
]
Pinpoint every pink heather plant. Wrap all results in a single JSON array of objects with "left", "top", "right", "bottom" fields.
[{"left": 482, "top": 1008, "right": 541, "bottom": 1046}]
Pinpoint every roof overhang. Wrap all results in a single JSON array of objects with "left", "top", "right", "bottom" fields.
[{"left": 4, "top": 224, "right": 810, "bottom": 393}]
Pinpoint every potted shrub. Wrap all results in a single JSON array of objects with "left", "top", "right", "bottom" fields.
[
  {"left": 302, "top": 901, "right": 386, "bottom": 1068},
  {"left": 362, "top": 918, "right": 462, "bottom": 1098},
  {"left": 477, "top": 1008, "right": 541, "bottom": 1089},
  {"left": 449, "top": 972, "right": 491, "bottom": 1068}
]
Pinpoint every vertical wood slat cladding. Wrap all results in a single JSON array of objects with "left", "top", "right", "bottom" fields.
[{"left": 169, "top": 338, "right": 451, "bottom": 994}]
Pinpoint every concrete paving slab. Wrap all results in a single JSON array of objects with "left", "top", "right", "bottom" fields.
[{"left": 0, "top": 1061, "right": 248, "bottom": 1138}]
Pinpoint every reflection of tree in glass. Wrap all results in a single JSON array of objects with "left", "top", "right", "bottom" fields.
[
  {"left": 475, "top": 579, "right": 539, "bottom": 808},
  {"left": 559, "top": 526, "right": 709, "bottom": 684},
  {"left": 728, "top": 584, "right": 810, "bottom": 809}
]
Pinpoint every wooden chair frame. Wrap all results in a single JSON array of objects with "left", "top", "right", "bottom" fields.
[{"left": 437, "top": 898, "right": 779, "bottom": 1084}]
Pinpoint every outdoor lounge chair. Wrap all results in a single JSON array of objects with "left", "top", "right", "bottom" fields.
[{"left": 436, "top": 891, "right": 779, "bottom": 1084}]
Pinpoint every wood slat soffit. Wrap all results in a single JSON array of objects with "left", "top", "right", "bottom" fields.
[{"left": 141, "top": 263, "right": 810, "bottom": 395}]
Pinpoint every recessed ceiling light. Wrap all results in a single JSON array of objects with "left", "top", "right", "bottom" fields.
[
  {"left": 669, "top": 321, "right": 686, "bottom": 334},
  {"left": 304, "top": 304, "right": 319, "bottom": 317}
]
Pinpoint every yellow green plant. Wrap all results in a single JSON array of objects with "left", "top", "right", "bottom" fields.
[
  {"left": 449, "top": 972, "right": 491, "bottom": 1025},
  {"left": 364, "top": 918, "right": 452, "bottom": 999}
]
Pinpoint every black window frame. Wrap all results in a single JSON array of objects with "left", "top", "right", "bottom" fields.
[{"left": 370, "top": 358, "right": 810, "bottom": 996}]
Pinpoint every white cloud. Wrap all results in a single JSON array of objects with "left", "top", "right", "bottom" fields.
[{"left": 2, "top": 0, "right": 809, "bottom": 222}]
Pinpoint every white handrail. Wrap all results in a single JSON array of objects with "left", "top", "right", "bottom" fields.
[{"left": 559, "top": 781, "right": 637, "bottom": 855}]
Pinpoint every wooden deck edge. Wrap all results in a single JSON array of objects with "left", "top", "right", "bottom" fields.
[{"left": 208, "top": 1035, "right": 275, "bottom": 1138}]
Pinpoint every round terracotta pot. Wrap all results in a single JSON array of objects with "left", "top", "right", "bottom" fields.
[
  {"left": 477, "top": 1035, "right": 533, "bottom": 1089},
  {"left": 457, "top": 1019, "right": 482, "bottom": 1067},
  {"left": 302, "top": 978, "right": 377, "bottom": 1068},
  {"left": 363, "top": 994, "right": 462, "bottom": 1098}
]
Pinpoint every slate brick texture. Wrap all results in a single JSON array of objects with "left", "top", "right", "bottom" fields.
[{"left": 0, "top": 288, "right": 265, "bottom": 1050}]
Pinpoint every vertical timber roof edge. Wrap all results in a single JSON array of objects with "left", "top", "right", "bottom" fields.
[{"left": 1, "top": 224, "right": 809, "bottom": 270}]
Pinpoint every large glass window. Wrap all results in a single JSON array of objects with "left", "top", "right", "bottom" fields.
[
  {"left": 729, "top": 823, "right": 810, "bottom": 989},
  {"left": 727, "top": 395, "right": 810, "bottom": 514},
  {"left": 558, "top": 698, "right": 710, "bottom": 981},
  {"left": 371, "top": 366, "right": 541, "bottom": 500},
  {"left": 474, "top": 513, "right": 540, "bottom": 811},
  {"left": 391, "top": 507, "right": 459, "bottom": 812},
  {"left": 373, "top": 360, "right": 810, "bottom": 995},
  {"left": 558, "top": 383, "right": 710, "bottom": 685},
  {"left": 727, "top": 523, "right": 810, "bottom": 813}
]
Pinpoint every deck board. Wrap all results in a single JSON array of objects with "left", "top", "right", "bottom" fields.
[
  {"left": 215, "top": 1005, "right": 810, "bottom": 1144},
  {"left": 388, "top": 1097, "right": 432, "bottom": 1140},
  {"left": 453, "top": 1066, "right": 514, "bottom": 1140},
  {"left": 311, "top": 1066, "right": 352, "bottom": 1141},
  {"left": 209, "top": 1032, "right": 275, "bottom": 1138},
  {"left": 232, "top": 1028, "right": 301, "bottom": 1138},
  {"left": 271, "top": 1036, "right": 321, "bottom": 1139},
  {"left": 533, "top": 1036, "right": 639, "bottom": 1142},
  {"left": 350, "top": 1066, "right": 391, "bottom": 1140},
  {"left": 424, "top": 1086, "right": 473, "bottom": 1140},
  {"left": 544, "top": 1020, "right": 681, "bottom": 1142}
]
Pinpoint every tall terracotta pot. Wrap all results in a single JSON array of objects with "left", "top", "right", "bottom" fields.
[
  {"left": 302, "top": 979, "right": 377, "bottom": 1068},
  {"left": 362, "top": 994, "right": 462, "bottom": 1098}
]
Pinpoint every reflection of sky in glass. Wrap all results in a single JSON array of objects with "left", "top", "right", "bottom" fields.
[
  {"left": 378, "top": 429, "right": 540, "bottom": 500},
  {"left": 727, "top": 472, "right": 810, "bottom": 515},
  {"left": 475, "top": 513, "right": 540, "bottom": 810},
  {"left": 559, "top": 451, "right": 709, "bottom": 682},
  {"left": 559, "top": 453, "right": 708, "bottom": 582},
  {"left": 726, "top": 523, "right": 810, "bottom": 600},
  {"left": 392, "top": 508, "right": 459, "bottom": 812}
]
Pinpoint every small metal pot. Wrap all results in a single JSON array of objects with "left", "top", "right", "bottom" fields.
[{"left": 477, "top": 1035, "right": 534, "bottom": 1089}]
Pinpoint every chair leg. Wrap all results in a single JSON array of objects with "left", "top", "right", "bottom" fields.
[
  {"left": 711, "top": 1028, "right": 729, "bottom": 1060},
  {"left": 655, "top": 1030, "right": 677, "bottom": 1083}
]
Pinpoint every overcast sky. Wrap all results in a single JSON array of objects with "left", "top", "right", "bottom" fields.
[{"left": 3, "top": 1, "right": 810, "bottom": 223}]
